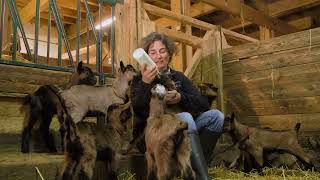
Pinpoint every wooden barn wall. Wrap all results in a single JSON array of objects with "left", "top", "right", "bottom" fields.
[{"left": 222, "top": 27, "right": 320, "bottom": 141}]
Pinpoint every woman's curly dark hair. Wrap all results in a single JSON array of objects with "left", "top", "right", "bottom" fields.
[{"left": 141, "top": 32, "right": 176, "bottom": 61}]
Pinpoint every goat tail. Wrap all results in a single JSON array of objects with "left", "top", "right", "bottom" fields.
[{"left": 295, "top": 123, "right": 301, "bottom": 133}]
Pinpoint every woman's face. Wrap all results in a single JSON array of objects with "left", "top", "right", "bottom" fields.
[{"left": 148, "top": 40, "right": 170, "bottom": 72}]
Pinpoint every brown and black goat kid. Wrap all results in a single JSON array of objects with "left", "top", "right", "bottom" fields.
[
  {"left": 20, "top": 61, "right": 97, "bottom": 153},
  {"left": 145, "top": 84, "right": 195, "bottom": 180},
  {"left": 60, "top": 61, "right": 136, "bottom": 124},
  {"left": 227, "top": 113, "right": 314, "bottom": 171},
  {"left": 57, "top": 101, "right": 132, "bottom": 180}
]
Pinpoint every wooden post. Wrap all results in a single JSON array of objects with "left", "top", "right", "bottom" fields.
[
  {"left": 170, "top": 0, "right": 184, "bottom": 72},
  {"left": 254, "top": 0, "right": 274, "bottom": 40},
  {"left": 115, "top": 0, "right": 138, "bottom": 66},
  {"left": 182, "top": 0, "right": 192, "bottom": 71},
  {"left": 216, "top": 27, "right": 225, "bottom": 112}
]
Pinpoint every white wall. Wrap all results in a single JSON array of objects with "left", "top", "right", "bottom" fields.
[{"left": 19, "top": 22, "right": 59, "bottom": 58}]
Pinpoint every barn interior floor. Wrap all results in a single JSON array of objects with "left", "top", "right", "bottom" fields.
[{"left": 0, "top": 133, "right": 64, "bottom": 180}]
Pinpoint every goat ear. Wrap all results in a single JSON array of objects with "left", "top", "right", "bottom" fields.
[
  {"left": 120, "top": 61, "right": 125, "bottom": 72},
  {"left": 77, "top": 61, "right": 83, "bottom": 73}
]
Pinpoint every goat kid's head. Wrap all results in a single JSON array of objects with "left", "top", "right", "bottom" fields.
[
  {"left": 223, "top": 112, "right": 236, "bottom": 133},
  {"left": 225, "top": 112, "right": 250, "bottom": 143},
  {"left": 74, "top": 61, "right": 97, "bottom": 86},
  {"left": 154, "top": 74, "right": 176, "bottom": 91},
  {"left": 118, "top": 61, "right": 137, "bottom": 85},
  {"left": 151, "top": 84, "right": 167, "bottom": 100}
]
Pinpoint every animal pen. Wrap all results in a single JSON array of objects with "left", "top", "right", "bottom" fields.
[{"left": 0, "top": 0, "right": 320, "bottom": 179}]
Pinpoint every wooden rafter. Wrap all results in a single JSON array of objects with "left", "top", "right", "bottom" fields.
[
  {"left": 144, "top": 3, "right": 258, "bottom": 42},
  {"left": 155, "top": 2, "right": 217, "bottom": 27},
  {"left": 41, "top": 12, "right": 75, "bottom": 25},
  {"left": 223, "top": 0, "right": 320, "bottom": 30},
  {"left": 201, "top": 0, "right": 299, "bottom": 34},
  {"left": 156, "top": 26, "right": 202, "bottom": 48},
  {"left": 20, "top": 0, "right": 49, "bottom": 23}
]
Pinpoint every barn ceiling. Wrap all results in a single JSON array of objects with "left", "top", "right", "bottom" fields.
[{"left": 14, "top": 0, "right": 320, "bottom": 45}]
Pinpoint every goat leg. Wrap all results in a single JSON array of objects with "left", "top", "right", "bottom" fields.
[
  {"left": 146, "top": 151, "right": 156, "bottom": 180},
  {"left": 21, "top": 114, "right": 39, "bottom": 153}
]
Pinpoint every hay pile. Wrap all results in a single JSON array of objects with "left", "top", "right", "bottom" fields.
[
  {"left": 210, "top": 167, "right": 320, "bottom": 180},
  {"left": 116, "top": 167, "right": 320, "bottom": 180}
]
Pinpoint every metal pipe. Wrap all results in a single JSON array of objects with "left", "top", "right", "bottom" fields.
[
  {"left": 83, "top": 0, "right": 98, "bottom": 42},
  {"left": 97, "top": 2, "right": 103, "bottom": 85},
  {"left": 6, "top": 0, "right": 32, "bottom": 60},
  {"left": 0, "top": 0, "right": 6, "bottom": 59},
  {"left": 50, "top": 0, "right": 74, "bottom": 67},
  {"left": 111, "top": 5, "right": 115, "bottom": 76},
  {"left": 76, "top": 0, "right": 81, "bottom": 64},
  {"left": 46, "top": 0, "right": 51, "bottom": 64},
  {"left": 58, "top": 30, "right": 61, "bottom": 66},
  {"left": 34, "top": 0, "right": 40, "bottom": 63},
  {"left": 86, "top": 18, "right": 90, "bottom": 64},
  {"left": 12, "top": 20, "right": 17, "bottom": 60}
]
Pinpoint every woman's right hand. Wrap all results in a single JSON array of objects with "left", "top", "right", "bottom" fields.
[{"left": 141, "top": 64, "right": 158, "bottom": 84}]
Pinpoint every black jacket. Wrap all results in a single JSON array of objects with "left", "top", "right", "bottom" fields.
[{"left": 131, "top": 68, "right": 210, "bottom": 122}]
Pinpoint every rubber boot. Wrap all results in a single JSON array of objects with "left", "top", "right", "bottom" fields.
[
  {"left": 199, "top": 128, "right": 221, "bottom": 165},
  {"left": 189, "top": 132, "right": 210, "bottom": 180}
]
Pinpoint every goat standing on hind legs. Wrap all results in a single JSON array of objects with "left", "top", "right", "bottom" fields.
[
  {"left": 57, "top": 102, "right": 132, "bottom": 180},
  {"left": 227, "top": 113, "right": 315, "bottom": 171},
  {"left": 145, "top": 84, "right": 195, "bottom": 180},
  {"left": 20, "top": 61, "right": 97, "bottom": 153}
]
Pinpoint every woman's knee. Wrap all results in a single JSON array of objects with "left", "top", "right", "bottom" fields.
[
  {"left": 207, "top": 109, "right": 225, "bottom": 132},
  {"left": 176, "top": 112, "right": 197, "bottom": 133}
]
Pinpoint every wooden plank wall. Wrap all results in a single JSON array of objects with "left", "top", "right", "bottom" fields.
[
  {"left": 223, "top": 27, "right": 320, "bottom": 144},
  {"left": 0, "top": 64, "right": 72, "bottom": 96}
]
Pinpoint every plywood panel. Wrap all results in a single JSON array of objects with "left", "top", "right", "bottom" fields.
[
  {"left": 223, "top": 45, "right": 320, "bottom": 76},
  {"left": 223, "top": 27, "right": 320, "bottom": 61},
  {"left": 226, "top": 95, "right": 320, "bottom": 116},
  {"left": 225, "top": 72, "right": 320, "bottom": 101},
  {"left": 224, "top": 61, "right": 320, "bottom": 86},
  {"left": 0, "top": 64, "right": 72, "bottom": 95},
  {"left": 236, "top": 113, "right": 320, "bottom": 132}
]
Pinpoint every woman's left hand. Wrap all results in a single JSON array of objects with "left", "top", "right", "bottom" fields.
[{"left": 164, "top": 90, "right": 181, "bottom": 104}]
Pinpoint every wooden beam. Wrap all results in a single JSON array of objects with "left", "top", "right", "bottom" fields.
[
  {"left": 156, "top": 26, "right": 202, "bottom": 48},
  {"left": 182, "top": 0, "right": 193, "bottom": 70},
  {"left": 20, "top": 0, "right": 49, "bottom": 23},
  {"left": 155, "top": 2, "right": 217, "bottom": 27},
  {"left": 224, "top": 0, "right": 320, "bottom": 30},
  {"left": 57, "top": 0, "right": 97, "bottom": 12},
  {"left": 170, "top": 0, "right": 184, "bottom": 72},
  {"left": 144, "top": 3, "right": 217, "bottom": 31},
  {"left": 222, "top": 28, "right": 259, "bottom": 43},
  {"left": 254, "top": 0, "right": 274, "bottom": 40},
  {"left": 144, "top": 3, "right": 258, "bottom": 42},
  {"left": 269, "top": 0, "right": 320, "bottom": 17},
  {"left": 201, "top": 0, "right": 299, "bottom": 34},
  {"left": 247, "top": 16, "right": 314, "bottom": 39},
  {"left": 184, "top": 30, "right": 214, "bottom": 77},
  {"left": 44, "top": 7, "right": 85, "bottom": 19},
  {"left": 41, "top": 12, "right": 75, "bottom": 25}
]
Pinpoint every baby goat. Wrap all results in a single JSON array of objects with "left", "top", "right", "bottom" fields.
[
  {"left": 227, "top": 113, "right": 314, "bottom": 170},
  {"left": 58, "top": 102, "right": 132, "bottom": 180},
  {"left": 61, "top": 61, "right": 136, "bottom": 124},
  {"left": 145, "top": 84, "right": 195, "bottom": 180},
  {"left": 20, "top": 61, "right": 97, "bottom": 153}
]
